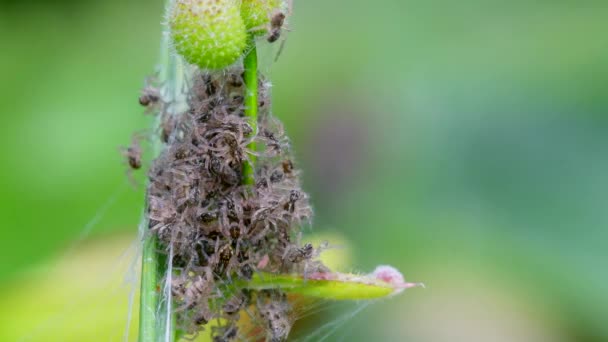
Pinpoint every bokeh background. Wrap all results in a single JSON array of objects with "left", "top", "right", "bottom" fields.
[{"left": 1, "top": 0, "right": 607, "bottom": 341}]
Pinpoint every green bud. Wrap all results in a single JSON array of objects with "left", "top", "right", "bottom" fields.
[{"left": 170, "top": 0, "right": 248, "bottom": 70}]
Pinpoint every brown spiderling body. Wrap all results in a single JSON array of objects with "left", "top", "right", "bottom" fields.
[
  {"left": 256, "top": 290, "right": 293, "bottom": 342},
  {"left": 267, "top": 11, "right": 286, "bottom": 43},
  {"left": 139, "top": 86, "right": 160, "bottom": 107},
  {"left": 122, "top": 136, "right": 142, "bottom": 170}
]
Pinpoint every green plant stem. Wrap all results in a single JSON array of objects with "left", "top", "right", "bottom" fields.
[
  {"left": 139, "top": 234, "right": 160, "bottom": 342},
  {"left": 139, "top": 1, "right": 184, "bottom": 339},
  {"left": 242, "top": 36, "right": 258, "bottom": 185}
]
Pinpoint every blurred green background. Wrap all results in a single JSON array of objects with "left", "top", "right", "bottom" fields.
[{"left": 1, "top": 0, "right": 607, "bottom": 341}]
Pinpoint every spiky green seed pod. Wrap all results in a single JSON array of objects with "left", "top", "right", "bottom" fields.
[
  {"left": 170, "top": 0, "right": 247, "bottom": 70},
  {"left": 241, "top": 0, "right": 282, "bottom": 33}
]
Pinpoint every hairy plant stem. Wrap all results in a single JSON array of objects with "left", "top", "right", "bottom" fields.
[
  {"left": 139, "top": 1, "right": 184, "bottom": 339},
  {"left": 139, "top": 234, "right": 162, "bottom": 342},
  {"left": 242, "top": 36, "right": 258, "bottom": 185}
]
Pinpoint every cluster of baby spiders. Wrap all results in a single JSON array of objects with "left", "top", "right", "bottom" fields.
[{"left": 133, "top": 67, "right": 325, "bottom": 341}]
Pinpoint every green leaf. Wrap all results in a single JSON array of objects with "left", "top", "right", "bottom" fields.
[{"left": 237, "top": 268, "right": 423, "bottom": 301}]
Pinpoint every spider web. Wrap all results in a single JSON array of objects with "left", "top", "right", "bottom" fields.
[
  {"left": 9, "top": 183, "right": 143, "bottom": 342},
  {"left": 202, "top": 272, "right": 375, "bottom": 342},
  {"left": 9, "top": 15, "right": 372, "bottom": 341},
  {"left": 5, "top": 177, "right": 379, "bottom": 342}
]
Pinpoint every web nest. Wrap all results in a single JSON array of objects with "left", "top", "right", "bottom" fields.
[{"left": 144, "top": 69, "right": 327, "bottom": 341}]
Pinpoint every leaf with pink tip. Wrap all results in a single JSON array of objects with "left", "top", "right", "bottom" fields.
[{"left": 237, "top": 265, "right": 423, "bottom": 301}]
